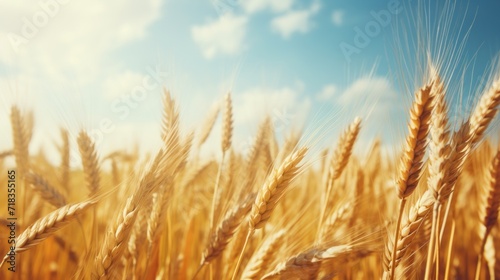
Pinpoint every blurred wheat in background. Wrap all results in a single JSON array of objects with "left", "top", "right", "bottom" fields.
[{"left": 0, "top": 75, "right": 499, "bottom": 279}]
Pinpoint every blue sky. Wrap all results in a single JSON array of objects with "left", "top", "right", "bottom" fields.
[{"left": 1, "top": 0, "right": 499, "bottom": 162}]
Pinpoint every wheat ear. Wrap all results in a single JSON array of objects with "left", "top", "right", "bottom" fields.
[
  {"left": 434, "top": 77, "right": 500, "bottom": 245},
  {"left": 387, "top": 81, "right": 434, "bottom": 280},
  {"left": 246, "top": 117, "right": 271, "bottom": 173},
  {"left": 439, "top": 77, "right": 499, "bottom": 203},
  {"left": 10, "top": 106, "right": 30, "bottom": 177},
  {"left": 262, "top": 248, "right": 321, "bottom": 280},
  {"left": 262, "top": 245, "right": 358, "bottom": 280},
  {"left": 197, "top": 103, "right": 220, "bottom": 147},
  {"left": 231, "top": 147, "right": 307, "bottom": 280},
  {"left": 146, "top": 192, "right": 162, "bottom": 246},
  {"left": 318, "top": 117, "right": 361, "bottom": 239},
  {"left": 25, "top": 172, "right": 67, "bottom": 208},
  {"left": 443, "top": 79, "right": 500, "bottom": 268},
  {"left": 0, "top": 198, "right": 98, "bottom": 267},
  {"left": 427, "top": 78, "right": 450, "bottom": 200},
  {"left": 469, "top": 77, "right": 500, "bottom": 145},
  {"left": 221, "top": 92, "right": 233, "bottom": 153},
  {"left": 93, "top": 196, "right": 139, "bottom": 279},
  {"left": 209, "top": 92, "right": 233, "bottom": 229},
  {"left": 59, "top": 128, "right": 70, "bottom": 193},
  {"left": 92, "top": 150, "right": 168, "bottom": 279},
  {"left": 396, "top": 81, "right": 434, "bottom": 199},
  {"left": 420, "top": 77, "right": 452, "bottom": 279},
  {"left": 383, "top": 190, "right": 434, "bottom": 277},
  {"left": 161, "top": 88, "right": 180, "bottom": 147},
  {"left": 77, "top": 130, "right": 101, "bottom": 196},
  {"left": 329, "top": 117, "right": 362, "bottom": 182},
  {"left": 427, "top": 123, "right": 476, "bottom": 267},
  {"left": 249, "top": 147, "right": 308, "bottom": 230},
  {"left": 241, "top": 229, "right": 286, "bottom": 280},
  {"left": 475, "top": 147, "right": 500, "bottom": 280},
  {"left": 201, "top": 194, "right": 254, "bottom": 265}
]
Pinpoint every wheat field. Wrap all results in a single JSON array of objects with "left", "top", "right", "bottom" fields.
[
  {"left": 0, "top": 66, "right": 499, "bottom": 280},
  {"left": 1, "top": 1, "right": 500, "bottom": 279}
]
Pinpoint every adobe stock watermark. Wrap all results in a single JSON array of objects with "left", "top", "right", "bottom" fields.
[
  {"left": 211, "top": 0, "right": 239, "bottom": 16},
  {"left": 68, "top": 65, "right": 169, "bottom": 166},
  {"left": 339, "top": 0, "right": 403, "bottom": 63},
  {"left": 7, "top": 0, "right": 71, "bottom": 52},
  {"left": 272, "top": 107, "right": 293, "bottom": 133}
]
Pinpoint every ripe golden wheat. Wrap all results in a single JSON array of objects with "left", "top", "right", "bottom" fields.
[
  {"left": 0, "top": 70, "right": 500, "bottom": 279},
  {"left": 1, "top": 60, "right": 500, "bottom": 280}
]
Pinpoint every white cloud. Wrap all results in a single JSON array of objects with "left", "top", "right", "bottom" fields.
[
  {"left": 317, "top": 84, "right": 337, "bottom": 101},
  {"left": 0, "top": 0, "right": 163, "bottom": 83},
  {"left": 234, "top": 85, "right": 310, "bottom": 125},
  {"left": 331, "top": 10, "right": 344, "bottom": 26},
  {"left": 191, "top": 14, "right": 247, "bottom": 59},
  {"left": 0, "top": 0, "right": 164, "bottom": 162},
  {"left": 338, "top": 76, "right": 396, "bottom": 106},
  {"left": 241, "top": 0, "right": 294, "bottom": 14},
  {"left": 103, "top": 71, "right": 146, "bottom": 99},
  {"left": 100, "top": 122, "right": 162, "bottom": 156},
  {"left": 231, "top": 84, "right": 311, "bottom": 155},
  {"left": 271, "top": 3, "right": 320, "bottom": 38},
  {"left": 0, "top": 0, "right": 164, "bottom": 165},
  {"left": 333, "top": 76, "right": 403, "bottom": 143}
]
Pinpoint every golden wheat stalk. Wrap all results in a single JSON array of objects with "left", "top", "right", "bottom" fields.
[
  {"left": 475, "top": 146, "right": 500, "bottom": 280},
  {"left": 221, "top": 92, "right": 234, "bottom": 153},
  {"left": 386, "top": 79, "right": 434, "bottom": 280},
  {"left": 197, "top": 103, "right": 220, "bottom": 148},
  {"left": 209, "top": 92, "right": 234, "bottom": 229},
  {"left": 427, "top": 123, "right": 478, "bottom": 271},
  {"left": 427, "top": 77, "right": 450, "bottom": 199},
  {"left": 249, "top": 147, "right": 308, "bottom": 230},
  {"left": 262, "top": 245, "right": 359, "bottom": 280},
  {"left": 162, "top": 88, "right": 180, "bottom": 147},
  {"left": 0, "top": 198, "right": 98, "bottom": 268},
  {"left": 421, "top": 77, "right": 452, "bottom": 279},
  {"left": 246, "top": 117, "right": 272, "bottom": 173},
  {"left": 92, "top": 196, "right": 138, "bottom": 279},
  {"left": 77, "top": 130, "right": 101, "bottom": 196},
  {"left": 59, "top": 128, "right": 71, "bottom": 193},
  {"left": 435, "top": 77, "right": 500, "bottom": 251},
  {"left": 201, "top": 194, "right": 254, "bottom": 265},
  {"left": 469, "top": 77, "right": 500, "bottom": 145},
  {"left": 25, "top": 172, "right": 67, "bottom": 208},
  {"left": 318, "top": 118, "right": 361, "bottom": 238},
  {"left": 10, "top": 106, "right": 30, "bottom": 177},
  {"left": 241, "top": 229, "right": 286, "bottom": 280},
  {"left": 262, "top": 248, "right": 321, "bottom": 280},
  {"left": 384, "top": 190, "right": 434, "bottom": 276},
  {"left": 231, "top": 147, "right": 308, "bottom": 280},
  {"left": 397, "top": 81, "right": 435, "bottom": 199},
  {"left": 434, "top": 77, "right": 500, "bottom": 237},
  {"left": 92, "top": 148, "right": 169, "bottom": 279}
]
